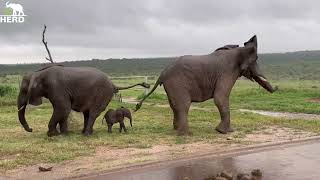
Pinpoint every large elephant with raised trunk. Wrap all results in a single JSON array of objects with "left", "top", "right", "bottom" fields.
[
  {"left": 17, "top": 65, "right": 149, "bottom": 136},
  {"left": 135, "top": 35, "right": 276, "bottom": 135}
]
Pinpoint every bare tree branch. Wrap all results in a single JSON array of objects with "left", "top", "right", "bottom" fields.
[{"left": 42, "top": 25, "right": 54, "bottom": 63}]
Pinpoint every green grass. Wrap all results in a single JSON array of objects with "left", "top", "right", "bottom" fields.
[
  {"left": 1, "top": 102, "right": 320, "bottom": 170},
  {"left": 136, "top": 79, "right": 320, "bottom": 114},
  {"left": 230, "top": 80, "right": 320, "bottom": 114},
  {"left": 0, "top": 75, "right": 320, "bottom": 170}
]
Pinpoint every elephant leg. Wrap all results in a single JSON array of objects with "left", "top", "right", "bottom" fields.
[
  {"left": 83, "top": 108, "right": 105, "bottom": 136},
  {"left": 119, "top": 123, "right": 122, "bottom": 133},
  {"left": 168, "top": 94, "right": 191, "bottom": 135},
  {"left": 59, "top": 119, "right": 68, "bottom": 135},
  {"left": 47, "top": 118, "right": 59, "bottom": 137},
  {"left": 175, "top": 108, "right": 191, "bottom": 136},
  {"left": 48, "top": 106, "right": 71, "bottom": 137},
  {"left": 164, "top": 83, "right": 191, "bottom": 135},
  {"left": 83, "top": 94, "right": 111, "bottom": 136},
  {"left": 82, "top": 111, "right": 89, "bottom": 134},
  {"left": 108, "top": 124, "right": 112, "bottom": 133},
  {"left": 121, "top": 122, "right": 127, "bottom": 133},
  {"left": 168, "top": 97, "right": 178, "bottom": 130},
  {"left": 214, "top": 90, "right": 233, "bottom": 134},
  {"left": 83, "top": 113, "right": 98, "bottom": 136}
]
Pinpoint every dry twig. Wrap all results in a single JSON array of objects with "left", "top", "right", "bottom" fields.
[{"left": 42, "top": 25, "right": 54, "bottom": 63}]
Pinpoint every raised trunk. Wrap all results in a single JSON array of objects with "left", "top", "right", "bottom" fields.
[
  {"left": 253, "top": 75, "right": 276, "bottom": 93},
  {"left": 17, "top": 95, "right": 32, "bottom": 132}
]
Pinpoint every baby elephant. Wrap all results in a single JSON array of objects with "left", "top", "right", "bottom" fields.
[{"left": 103, "top": 107, "right": 132, "bottom": 133}]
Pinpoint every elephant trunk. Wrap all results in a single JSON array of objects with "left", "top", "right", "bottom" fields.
[
  {"left": 253, "top": 74, "right": 276, "bottom": 93},
  {"left": 17, "top": 73, "right": 36, "bottom": 133},
  {"left": 17, "top": 95, "right": 33, "bottom": 132}
]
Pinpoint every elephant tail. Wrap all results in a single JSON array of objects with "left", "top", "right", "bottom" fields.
[
  {"left": 135, "top": 78, "right": 161, "bottom": 112},
  {"left": 114, "top": 82, "right": 150, "bottom": 92},
  {"left": 128, "top": 113, "right": 132, "bottom": 127}
]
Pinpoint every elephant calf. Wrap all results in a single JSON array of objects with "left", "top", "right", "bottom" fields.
[{"left": 103, "top": 107, "right": 132, "bottom": 133}]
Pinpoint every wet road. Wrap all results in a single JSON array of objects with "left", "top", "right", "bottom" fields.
[{"left": 79, "top": 141, "right": 320, "bottom": 180}]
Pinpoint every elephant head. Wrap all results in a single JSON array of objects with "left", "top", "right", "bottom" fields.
[
  {"left": 240, "top": 35, "right": 276, "bottom": 93},
  {"left": 17, "top": 72, "right": 44, "bottom": 132}
]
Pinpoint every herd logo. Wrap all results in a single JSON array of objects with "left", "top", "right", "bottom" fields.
[{"left": 0, "top": 1, "right": 26, "bottom": 23}]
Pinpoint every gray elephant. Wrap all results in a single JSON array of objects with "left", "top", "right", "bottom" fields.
[
  {"left": 17, "top": 65, "right": 149, "bottom": 136},
  {"left": 135, "top": 35, "right": 276, "bottom": 135},
  {"left": 103, "top": 107, "right": 132, "bottom": 133}
]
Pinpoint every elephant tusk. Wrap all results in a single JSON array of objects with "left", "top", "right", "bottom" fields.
[
  {"left": 258, "top": 76, "right": 267, "bottom": 82},
  {"left": 18, "top": 105, "right": 25, "bottom": 112}
]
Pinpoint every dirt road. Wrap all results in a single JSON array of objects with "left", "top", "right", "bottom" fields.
[{"left": 78, "top": 137, "right": 320, "bottom": 180}]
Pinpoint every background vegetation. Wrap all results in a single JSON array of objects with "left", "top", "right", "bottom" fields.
[{"left": 1, "top": 50, "right": 320, "bottom": 79}]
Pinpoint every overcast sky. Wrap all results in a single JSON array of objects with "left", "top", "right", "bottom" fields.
[{"left": 0, "top": 0, "right": 319, "bottom": 64}]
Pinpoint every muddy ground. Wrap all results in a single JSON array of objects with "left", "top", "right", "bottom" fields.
[{"left": 2, "top": 126, "right": 316, "bottom": 180}]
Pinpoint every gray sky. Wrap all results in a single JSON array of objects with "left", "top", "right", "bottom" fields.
[{"left": 0, "top": 0, "right": 319, "bottom": 64}]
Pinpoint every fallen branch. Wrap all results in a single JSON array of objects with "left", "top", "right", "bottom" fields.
[
  {"left": 39, "top": 166, "right": 53, "bottom": 172},
  {"left": 42, "top": 25, "right": 54, "bottom": 63}
]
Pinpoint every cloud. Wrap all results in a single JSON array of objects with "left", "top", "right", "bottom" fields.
[{"left": 0, "top": 0, "right": 319, "bottom": 64}]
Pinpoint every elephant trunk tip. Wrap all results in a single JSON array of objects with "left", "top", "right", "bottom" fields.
[
  {"left": 134, "top": 103, "right": 142, "bottom": 112},
  {"left": 270, "top": 86, "right": 279, "bottom": 93},
  {"left": 25, "top": 127, "right": 33, "bottom": 132}
]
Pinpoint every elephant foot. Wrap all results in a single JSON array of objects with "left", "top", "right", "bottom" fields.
[
  {"left": 47, "top": 129, "right": 60, "bottom": 137},
  {"left": 177, "top": 128, "right": 192, "bottom": 136},
  {"left": 173, "top": 124, "right": 178, "bottom": 130},
  {"left": 215, "top": 124, "right": 234, "bottom": 134},
  {"left": 83, "top": 131, "right": 92, "bottom": 136},
  {"left": 83, "top": 129, "right": 93, "bottom": 136},
  {"left": 60, "top": 131, "right": 69, "bottom": 136},
  {"left": 173, "top": 121, "right": 178, "bottom": 130},
  {"left": 59, "top": 127, "right": 69, "bottom": 135}
]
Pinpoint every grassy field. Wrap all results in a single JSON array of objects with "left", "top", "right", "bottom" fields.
[
  {"left": 113, "top": 77, "right": 320, "bottom": 114},
  {"left": 0, "top": 75, "right": 320, "bottom": 170}
]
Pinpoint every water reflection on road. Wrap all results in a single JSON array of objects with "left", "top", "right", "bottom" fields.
[{"left": 88, "top": 142, "right": 320, "bottom": 180}]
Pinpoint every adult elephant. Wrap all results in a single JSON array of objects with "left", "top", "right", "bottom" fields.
[
  {"left": 135, "top": 35, "right": 276, "bottom": 135},
  {"left": 17, "top": 65, "right": 149, "bottom": 136}
]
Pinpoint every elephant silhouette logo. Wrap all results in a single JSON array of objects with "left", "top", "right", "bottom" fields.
[
  {"left": 5, "top": 1, "right": 25, "bottom": 16},
  {"left": 0, "top": 1, "right": 26, "bottom": 23}
]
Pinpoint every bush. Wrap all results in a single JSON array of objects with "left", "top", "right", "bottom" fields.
[{"left": 0, "top": 85, "right": 16, "bottom": 97}]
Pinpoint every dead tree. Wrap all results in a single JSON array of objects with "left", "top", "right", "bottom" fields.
[{"left": 42, "top": 25, "right": 54, "bottom": 63}]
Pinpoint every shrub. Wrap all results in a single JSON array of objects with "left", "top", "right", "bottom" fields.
[{"left": 0, "top": 85, "right": 16, "bottom": 97}]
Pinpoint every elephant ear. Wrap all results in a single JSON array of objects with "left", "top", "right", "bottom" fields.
[
  {"left": 240, "top": 46, "right": 258, "bottom": 73},
  {"left": 26, "top": 74, "right": 43, "bottom": 106},
  {"left": 240, "top": 35, "right": 258, "bottom": 72},
  {"left": 244, "top": 35, "right": 257, "bottom": 48}
]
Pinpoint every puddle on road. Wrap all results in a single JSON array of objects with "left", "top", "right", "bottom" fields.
[{"left": 93, "top": 142, "right": 320, "bottom": 180}]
